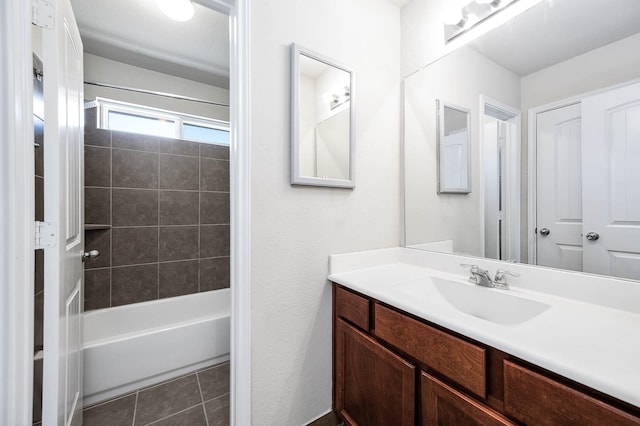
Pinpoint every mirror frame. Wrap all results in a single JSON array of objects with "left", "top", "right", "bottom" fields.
[
  {"left": 290, "top": 43, "right": 355, "bottom": 188},
  {"left": 437, "top": 100, "right": 472, "bottom": 194}
]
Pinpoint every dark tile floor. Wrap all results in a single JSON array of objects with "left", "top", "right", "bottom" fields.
[{"left": 83, "top": 362, "right": 229, "bottom": 426}]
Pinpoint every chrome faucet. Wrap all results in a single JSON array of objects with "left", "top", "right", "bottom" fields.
[
  {"left": 460, "top": 264, "right": 494, "bottom": 287},
  {"left": 460, "top": 264, "right": 520, "bottom": 290}
]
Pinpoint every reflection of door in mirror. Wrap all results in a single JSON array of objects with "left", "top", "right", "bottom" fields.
[
  {"left": 535, "top": 103, "right": 583, "bottom": 272},
  {"left": 483, "top": 101, "right": 520, "bottom": 262},
  {"left": 438, "top": 102, "right": 470, "bottom": 193},
  {"left": 534, "top": 81, "right": 640, "bottom": 281}
]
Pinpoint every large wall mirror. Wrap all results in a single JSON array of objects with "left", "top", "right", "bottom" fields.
[
  {"left": 291, "top": 44, "right": 355, "bottom": 188},
  {"left": 404, "top": 0, "right": 640, "bottom": 281}
]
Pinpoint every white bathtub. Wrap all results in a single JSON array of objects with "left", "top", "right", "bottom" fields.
[{"left": 83, "top": 289, "right": 230, "bottom": 405}]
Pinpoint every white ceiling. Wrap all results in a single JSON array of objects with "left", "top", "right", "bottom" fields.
[
  {"left": 387, "top": 0, "right": 410, "bottom": 8},
  {"left": 469, "top": 0, "right": 640, "bottom": 77},
  {"left": 70, "top": 0, "right": 230, "bottom": 88}
]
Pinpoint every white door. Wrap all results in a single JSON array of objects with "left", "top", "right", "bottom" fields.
[
  {"left": 41, "top": 0, "right": 84, "bottom": 424},
  {"left": 441, "top": 130, "right": 469, "bottom": 189},
  {"left": 582, "top": 82, "right": 640, "bottom": 280},
  {"left": 536, "top": 103, "right": 583, "bottom": 271}
]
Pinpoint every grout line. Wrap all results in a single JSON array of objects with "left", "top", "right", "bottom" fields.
[
  {"left": 198, "top": 146, "right": 202, "bottom": 292},
  {"left": 143, "top": 403, "right": 204, "bottom": 426},
  {"left": 199, "top": 189, "right": 231, "bottom": 194},
  {"left": 157, "top": 153, "right": 161, "bottom": 301},
  {"left": 111, "top": 146, "right": 202, "bottom": 159},
  {"left": 111, "top": 224, "right": 201, "bottom": 229},
  {"left": 201, "top": 391, "right": 230, "bottom": 405},
  {"left": 86, "top": 185, "right": 201, "bottom": 193},
  {"left": 195, "top": 370, "right": 210, "bottom": 426},
  {"left": 156, "top": 146, "right": 161, "bottom": 300},
  {"left": 137, "top": 371, "right": 197, "bottom": 393},
  {"left": 132, "top": 390, "right": 139, "bottom": 426},
  {"left": 109, "top": 131, "right": 113, "bottom": 308}
]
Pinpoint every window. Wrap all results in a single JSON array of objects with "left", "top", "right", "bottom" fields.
[{"left": 96, "top": 98, "right": 230, "bottom": 145}]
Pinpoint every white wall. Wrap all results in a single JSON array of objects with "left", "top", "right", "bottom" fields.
[
  {"left": 521, "top": 33, "right": 640, "bottom": 113},
  {"left": 404, "top": 46, "right": 520, "bottom": 256},
  {"left": 83, "top": 54, "right": 230, "bottom": 121},
  {"left": 250, "top": 0, "right": 402, "bottom": 423}
]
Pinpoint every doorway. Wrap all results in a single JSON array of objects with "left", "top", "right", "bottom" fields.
[
  {"left": 0, "top": 0, "right": 251, "bottom": 424},
  {"left": 481, "top": 97, "right": 521, "bottom": 262}
]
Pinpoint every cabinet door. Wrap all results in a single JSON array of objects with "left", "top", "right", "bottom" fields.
[
  {"left": 421, "top": 372, "right": 515, "bottom": 426},
  {"left": 335, "top": 318, "right": 415, "bottom": 426}
]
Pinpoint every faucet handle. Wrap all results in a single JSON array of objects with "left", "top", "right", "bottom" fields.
[
  {"left": 460, "top": 263, "right": 480, "bottom": 273},
  {"left": 494, "top": 269, "right": 520, "bottom": 286}
]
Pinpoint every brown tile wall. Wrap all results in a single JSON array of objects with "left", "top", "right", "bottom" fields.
[{"left": 83, "top": 107, "right": 230, "bottom": 311}]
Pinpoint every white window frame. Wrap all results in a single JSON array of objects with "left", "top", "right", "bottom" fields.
[{"left": 95, "top": 97, "right": 230, "bottom": 145}]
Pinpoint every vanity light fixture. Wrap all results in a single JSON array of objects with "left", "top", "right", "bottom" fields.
[
  {"left": 325, "top": 86, "right": 351, "bottom": 110},
  {"left": 444, "top": 0, "right": 517, "bottom": 42},
  {"left": 155, "top": 0, "right": 195, "bottom": 22},
  {"left": 476, "top": 0, "right": 503, "bottom": 8}
]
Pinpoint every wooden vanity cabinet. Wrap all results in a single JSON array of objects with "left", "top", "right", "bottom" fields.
[
  {"left": 333, "top": 284, "right": 640, "bottom": 426},
  {"left": 334, "top": 318, "right": 416, "bottom": 426}
]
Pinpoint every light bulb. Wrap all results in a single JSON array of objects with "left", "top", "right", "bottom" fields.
[
  {"left": 463, "top": 13, "right": 479, "bottom": 28},
  {"left": 443, "top": 4, "right": 465, "bottom": 26},
  {"left": 155, "top": 0, "right": 195, "bottom": 22}
]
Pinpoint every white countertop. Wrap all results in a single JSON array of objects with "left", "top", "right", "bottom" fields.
[{"left": 328, "top": 247, "right": 640, "bottom": 408}]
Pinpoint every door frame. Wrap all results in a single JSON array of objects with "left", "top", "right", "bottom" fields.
[
  {"left": 526, "top": 77, "right": 640, "bottom": 266},
  {"left": 0, "top": 0, "right": 36, "bottom": 424},
  {"left": 0, "top": 0, "right": 252, "bottom": 424},
  {"left": 478, "top": 95, "right": 521, "bottom": 261}
]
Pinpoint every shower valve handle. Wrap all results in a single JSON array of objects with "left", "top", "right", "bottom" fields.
[{"left": 82, "top": 249, "right": 100, "bottom": 262}]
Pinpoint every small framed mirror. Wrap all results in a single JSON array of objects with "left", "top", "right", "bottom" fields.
[
  {"left": 291, "top": 44, "right": 355, "bottom": 188},
  {"left": 437, "top": 100, "right": 471, "bottom": 194}
]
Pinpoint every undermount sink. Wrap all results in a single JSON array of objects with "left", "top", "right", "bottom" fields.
[{"left": 432, "top": 277, "right": 551, "bottom": 325}]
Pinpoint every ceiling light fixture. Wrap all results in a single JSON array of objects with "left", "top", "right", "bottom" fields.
[{"left": 155, "top": 0, "right": 195, "bottom": 22}]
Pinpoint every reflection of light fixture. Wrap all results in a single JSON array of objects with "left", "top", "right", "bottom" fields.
[
  {"left": 155, "top": 0, "right": 195, "bottom": 22},
  {"left": 328, "top": 86, "right": 351, "bottom": 110},
  {"left": 476, "top": 0, "right": 502, "bottom": 7},
  {"left": 444, "top": 0, "right": 518, "bottom": 42},
  {"left": 463, "top": 13, "right": 479, "bottom": 28}
]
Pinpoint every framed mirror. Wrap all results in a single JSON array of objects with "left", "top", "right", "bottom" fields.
[
  {"left": 437, "top": 100, "right": 471, "bottom": 194},
  {"left": 291, "top": 43, "right": 355, "bottom": 188}
]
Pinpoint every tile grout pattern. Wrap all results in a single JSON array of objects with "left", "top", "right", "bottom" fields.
[
  {"left": 83, "top": 106, "right": 231, "bottom": 311},
  {"left": 83, "top": 362, "right": 230, "bottom": 426}
]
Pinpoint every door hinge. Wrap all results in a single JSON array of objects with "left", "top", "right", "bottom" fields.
[
  {"left": 32, "top": 0, "right": 55, "bottom": 29},
  {"left": 35, "top": 221, "right": 56, "bottom": 250}
]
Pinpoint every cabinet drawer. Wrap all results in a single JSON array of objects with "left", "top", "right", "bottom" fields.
[
  {"left": 504, "top": 360, "right": 640, "bottom": 425},
  {"left": 335, "top": 286, "right": 370, "bottom": 331},
  {"left": 374, "top": 303, "right": 486, "bottom": 398},
  {"left": 421, "top": 372, "right": 515, "bottom": 426}
]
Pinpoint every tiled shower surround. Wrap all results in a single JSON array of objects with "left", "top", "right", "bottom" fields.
[{"left": 83, "top": 107, "right": 230, "bottom": 310}]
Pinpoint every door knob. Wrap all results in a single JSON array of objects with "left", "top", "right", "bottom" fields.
[
  {"left": 539, "top": 228, "right": 550, "bottom": 236},
  {"left": 82, "top": 249, "right": 100, "bottom": 261},
  {"left": 585, "top": 232, "right": 600, "bottom": 241}
]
